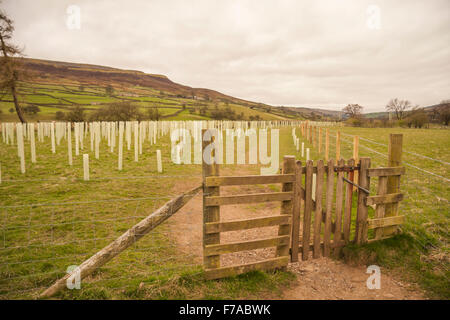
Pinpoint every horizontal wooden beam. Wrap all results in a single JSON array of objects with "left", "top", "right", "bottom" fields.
[
  {"left": 204, "top": 235, "right": 290, "bottom": 256},
  {"left": 368, "top": 215, "right": 404, "bottom": 229},
  {"left": 204, "top": 256, "right": 289, "bottom": 280},
  {"left": 205, "top": 215, "right": 291, "bottom": 234},
  {"left": 205, "top": 192, "right": 293, "bottom": 206},
  {"left": 366, "top": 193, "right": 404, "bottom": 206},
  {"left": 205, "top": 174, "right": 295, "bottom": 187},
  {"left": 301, "top": 165, "right": 359, "bottom": 174},
  {"left": 368, "top": 167, "right": 405, "bottom": 177}
]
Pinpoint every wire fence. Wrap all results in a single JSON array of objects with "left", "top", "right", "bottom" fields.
[{"left": 0, "top": 178, "right": 203, "bottom": 299}]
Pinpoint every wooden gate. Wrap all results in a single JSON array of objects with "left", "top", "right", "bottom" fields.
[
  {"left": 202, "top": 155, "right": 299, "bottom": 279},
  {"left": 290, "top": 157, "right": 405, "bottom": 262},
  {"left": 202, "top": 132, "right": 405, "bottom": 278}
]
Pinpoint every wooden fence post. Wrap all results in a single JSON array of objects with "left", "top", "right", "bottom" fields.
[
  {"left": 353, "top": 136, "right": 359, "bottom": 191},
  {"left": 336, "top": 131, "right": 341, "bottom": 165},
  {"left": 325, "top": 129, "right": 329, "bottom": 162},
  {"left": 202, "top": 129, "right": 220, "bottom": 270},
  {"left": 275, "top": 156, "right": 295, "bottom": 268},
  {"left": 383, "top": 134, "right": 403, "bottom": 236},
  {"left": 318, "top": 127, "right": 322, "bottom": 154},
  {"left": 355, "top": 157, "right": 371, "bottom": 244}
]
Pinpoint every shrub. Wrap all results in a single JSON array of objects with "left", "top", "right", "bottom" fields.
[
  {"left": 65, "top": 106, "right": 86, "bottom": 122},
  {"left": 55, "top": 111, "right": 65, "bottom": 120},
  {"left": 90, "top": 102, "right": 142, "bottom": 121}
]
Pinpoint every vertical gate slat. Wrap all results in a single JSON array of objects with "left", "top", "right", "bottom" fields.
[
  {"left": 313, "top": 160, "right": 324, "bottom": 258},
  {"left": 302, "top": 160, "right": 313, "bottom": 260},
  {"left": 323, "top": 160, "right": 334, "bottom": 257},
  {"left": 333, "top": 159, "right": 345, "bottom": 255},
  {"left": 291, "top": 160, "right": 302, "bottom": 262},
  {"left": 355, "top": 158, "right": 371, "bottom": 244},
  {"left": 343, "top": 159, "right": 355, "bottom": 243}
]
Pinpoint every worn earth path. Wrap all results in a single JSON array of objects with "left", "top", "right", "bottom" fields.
[{"left": 168, "top": 167, "right": 425, "bottom": 300}]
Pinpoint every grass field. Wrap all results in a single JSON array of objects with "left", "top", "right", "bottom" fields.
[{"left": 0, "top": 124, "right": 448, "bottom": 299}]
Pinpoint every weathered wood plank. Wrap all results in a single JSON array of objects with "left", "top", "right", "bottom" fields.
[
  {"left": 205, "top": 215, "right": 291, "bottom": 234},
  {"left": 323, "top": 160, "right": 334, "bottom": 257},
  {"left": 355, "top": 158, "right": 371, "bottom": 244},
  {"left": 204, "top": 256, "right": 289, "bottom": 280},
  {"left": 343, "top": 159, "right": 355, "bottom": 243},
  {"left": 366, "top": 193, "right": 403, "bottom": 206},
  {"left": 368, "top": 167, "right": 405, "bottom": 177},
  {"left": 205, "top": 235, "right": 290, "bottom": 256},
  {"left": 291, "top": 161, "right": 302, "bottom": 262},
  {"left": 313, "top": 160, "right": 324, "bottom": 258},
  {"left": 205, "top": 192, "right": 293, "bottom": 206},
  {"left": 302, "top": 160, "right": 313, "bottom": 261},
  {"left": 333, "top": 159, "right": 345, "bottom": 256},
  {"left": 374, "top": 176, "right": 388, "bottom": 239},
  {"left": 205, "top": 174, "right": 295, "bottom": 187},
  {"left": 368, "top": 215, "right": 405, "bottom": 229}
]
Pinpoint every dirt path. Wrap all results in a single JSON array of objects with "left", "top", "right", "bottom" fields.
[{"left": 168, "top": 171, "right": 425, "bottom": 300}]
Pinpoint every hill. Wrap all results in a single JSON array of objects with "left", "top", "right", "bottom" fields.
[{"left": 0, "top": 58, "right": 300, "bottom": 122}]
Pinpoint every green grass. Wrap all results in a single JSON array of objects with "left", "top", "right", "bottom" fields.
[{"left": 0, "top": 127, "right": 295, "bottom": 299}]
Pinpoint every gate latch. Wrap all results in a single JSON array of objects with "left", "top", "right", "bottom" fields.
[{"left": 342, "top": 177, "right": 370, "bottom": 194}]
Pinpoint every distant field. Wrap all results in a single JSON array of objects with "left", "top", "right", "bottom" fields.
[{"left": 0, "top": 81, "right": 286, "bottom": 122}]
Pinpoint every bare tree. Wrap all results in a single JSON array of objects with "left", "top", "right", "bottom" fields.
[
  {"left": 0, "top": 6, "right": 26, "bottom": 122},
  {"left": 342, "top": 104, "right": 363, "bottom": 118},
  {"left": 385, "top": 98, "right": 411, "bottom": 120}
]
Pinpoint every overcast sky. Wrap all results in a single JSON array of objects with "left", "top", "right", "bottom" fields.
[{"left": 3, "top": 0, "right": 449, "bottom": 112}]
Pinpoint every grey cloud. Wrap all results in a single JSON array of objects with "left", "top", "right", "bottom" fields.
[{"left": 3, "top": 0, "right": 449, "bottom": 112}]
